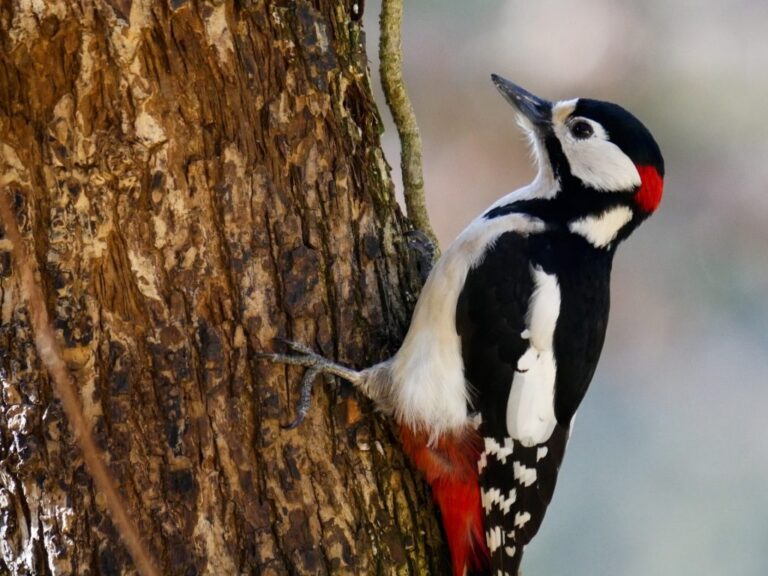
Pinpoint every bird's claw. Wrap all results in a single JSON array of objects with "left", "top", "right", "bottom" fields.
[
  {"left": 274, "top": 337, "right": 317, "bottom": 356},
  {"left": 256, "top": 339, "right": 327, "bottom": 369},
  {"left": 405, "top": 229, "right": 437, "bottom": 281},
  {"left": 257, "top": 340, "right": 335, "bottom": 429},
  {"left": 280, "top": 364, "right": 323, "bottom": 429}
]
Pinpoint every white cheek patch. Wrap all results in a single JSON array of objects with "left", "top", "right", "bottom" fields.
[
  {"left": 554, "top": 114, "right": 641, "bottom": 192},
  {"left": 569, "top": 205, "right": 634, "bottom": 248}
]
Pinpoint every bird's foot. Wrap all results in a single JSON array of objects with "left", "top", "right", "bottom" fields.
[
  {"left": 405, "top": 229, "right": 438, "bottom": 282},
  {"left": 257, "top": 339, "right": 362, "bottom": 429}
]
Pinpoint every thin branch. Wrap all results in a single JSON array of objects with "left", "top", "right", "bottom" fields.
[
  {"left": 379, "top": 0, "right": 440, "bottom": 256},
  {"left": 0, "top": 190, "right": 161, "bottom": 576}
]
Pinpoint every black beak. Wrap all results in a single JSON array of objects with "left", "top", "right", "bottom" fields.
[{"left": 491, "top": 74, "right": 552, "bottom": 129}]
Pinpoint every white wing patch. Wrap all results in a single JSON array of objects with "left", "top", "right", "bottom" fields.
[
  {"left": 482, "top": 487, "right": 517, "bottom": 515},
  {"left": 484, "top": 437, "right": 515, "bottom": 463},
  {"left": 514, "top": 511, "right": 532, "bottom": 529},
  {"left": 513, "top": 461, "right": 538, "bottom": 487},
  {"left": 506, "top": 267, "right": 561, "bottom": 446},
  {"left": 569, "top": 206, "right": 634, "bottom": 248},
  {"left": 486, "top": 525, "right": 520, "bottom": 569},
  {"left": 487, "top": 525, "right": 504, "bottom": 554}
]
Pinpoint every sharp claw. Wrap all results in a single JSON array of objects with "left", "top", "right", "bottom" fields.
[
  {"left": 272, "top": 336, "right": 291, "bottom": 346},
  {"left": 281, "top": 412, "right": 306, "bottom": 430},
  {"left": 271, "top": 338, "right": 313, "bottom": 353},
  {"left": 285, "top": 340, "right": 317, "bottom": 355},
  {"left": 257, "top": 343, "right": 356, "bottom": 431},
  {"left": 257, "top": 351, "right": 319, "bottom": 369},
  {"left": 281, "top": 365, "right": 322, "bottom": 430},
  {"left": 266, "top": 339, "right": 321, "bottom": 359}
]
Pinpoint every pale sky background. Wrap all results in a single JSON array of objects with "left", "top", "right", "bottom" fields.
[{"left": 364, "top": 1, "right": 768, "bottom": 574}]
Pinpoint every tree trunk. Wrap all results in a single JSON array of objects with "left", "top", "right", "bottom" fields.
[{"left": 0, "top": 1, "right": 448, "bottom": 574}]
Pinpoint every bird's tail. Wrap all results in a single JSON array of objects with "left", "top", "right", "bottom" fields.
[{"left": 400, "top": 425, "right": 490, "bottom": 576}]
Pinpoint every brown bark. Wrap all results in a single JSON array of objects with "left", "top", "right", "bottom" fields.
[{"left": 0, "top": 1, "right": 448, "bottom": 574}]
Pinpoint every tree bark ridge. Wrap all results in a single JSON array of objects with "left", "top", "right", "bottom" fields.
[
  {"left": 0, "top": 1, "right": 448, "bottom": 574},
  {"left": 0, "top": 189, "right": 160, "bottom": 576}
]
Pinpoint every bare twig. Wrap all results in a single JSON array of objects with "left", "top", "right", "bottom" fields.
[
  {"left": 0, "top": 190, "right": 161, "bottom": 576},
  {"left": 379, "top": 0, "right": 440, "bottom": 256}
]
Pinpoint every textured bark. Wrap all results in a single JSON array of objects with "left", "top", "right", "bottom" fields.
[{"left": 0, "top": 1, "right": 448, "bottom": 574}]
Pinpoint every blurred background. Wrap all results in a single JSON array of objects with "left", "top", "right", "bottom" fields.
[{"left": 365, "top": 1, "right": 768, "bottom": 574}]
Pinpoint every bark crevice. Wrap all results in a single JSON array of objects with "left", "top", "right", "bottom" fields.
[{"left": 0, "top": 1, "right": 448, "bottom": 574}]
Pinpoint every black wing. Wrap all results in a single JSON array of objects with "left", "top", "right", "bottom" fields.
[{"left": 456, "top": 231, "right": 570, "bottom": 575}]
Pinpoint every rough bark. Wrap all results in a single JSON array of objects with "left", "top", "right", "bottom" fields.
[{"left": 0, "top": 1, "right": 448, "bottom": 574}]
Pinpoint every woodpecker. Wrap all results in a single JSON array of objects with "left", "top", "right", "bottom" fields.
[{"left": 262, "top": 75, "right": 664, "bottom": 576}]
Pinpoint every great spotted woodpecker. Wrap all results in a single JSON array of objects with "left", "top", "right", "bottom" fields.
[{"left": 262, "top": 75, "right": 664, "bottom": 576}]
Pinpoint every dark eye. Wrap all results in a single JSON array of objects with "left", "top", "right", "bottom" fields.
[{"left": 571, "top": 120, "right": 594, "bottom": 139}]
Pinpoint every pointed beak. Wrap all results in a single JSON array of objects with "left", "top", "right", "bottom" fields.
[{"left": 491, "top": 74, "right": 552, "bottom": 129}]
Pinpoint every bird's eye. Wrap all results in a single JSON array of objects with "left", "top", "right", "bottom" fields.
[{"left": 570, "top": 120, "right": 594, "bottom": 140}]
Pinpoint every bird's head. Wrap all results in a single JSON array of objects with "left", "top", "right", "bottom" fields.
[{"left": 491, "top": 74, "right": 664, "bottom": 246}]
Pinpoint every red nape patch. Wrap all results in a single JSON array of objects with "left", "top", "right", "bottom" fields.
[
  {"left": 635, "top": 164, "right": 664, "bottom": 213},
  {"left": 400, "top": 426, "right": 489, "bottom": 576}
]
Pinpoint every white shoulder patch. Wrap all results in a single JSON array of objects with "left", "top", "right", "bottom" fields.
[
  {"left": 569, "top": 205, "right": 634, "bottom": 248},
  {"left": 506, "top": 266, "right": 560, "bottom": 446}
]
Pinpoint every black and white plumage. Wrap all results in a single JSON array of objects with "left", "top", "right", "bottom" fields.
[
  {"left": 263, "top": 75, "right": 665, "bottom": 576},
  {"left": 457, "top": 227, "right": 612, "bottom": 572}
]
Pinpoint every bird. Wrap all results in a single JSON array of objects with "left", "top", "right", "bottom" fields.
[{"left": 261, "top": 74, "right": 665, "bottom": 576}]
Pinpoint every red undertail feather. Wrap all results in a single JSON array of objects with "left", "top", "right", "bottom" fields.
[
  {"left": 400, "top": 426, "right": 489, "bottom": 576},
  {"left": 635, "top": 164, "right": 664, "bottom": 213}
]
